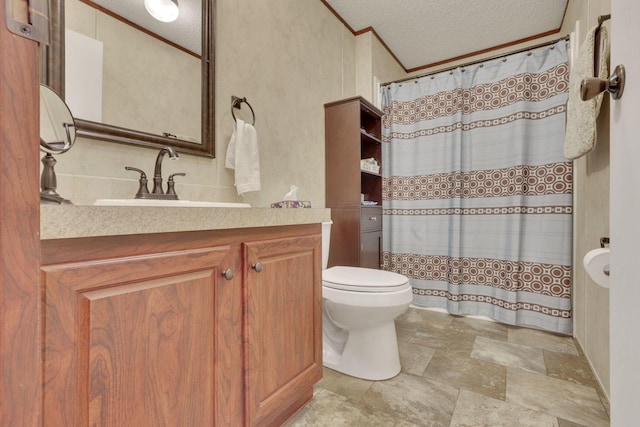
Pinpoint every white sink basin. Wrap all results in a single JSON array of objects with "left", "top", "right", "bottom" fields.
[{"left": 94, "top": 199, "right": 251, "bottom": 208}]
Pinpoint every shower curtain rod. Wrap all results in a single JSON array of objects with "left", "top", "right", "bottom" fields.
[{"left": 381, "top": 35, "right": 570, "bottom": 86}]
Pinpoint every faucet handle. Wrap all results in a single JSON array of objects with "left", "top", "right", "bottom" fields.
[
  {"left": 166, "top": 173, "right": 186, "bottom": 197},
  {"left": 125, "top": 166, "right": 146, "bottom": 177},
  {"left": 125, "top": 166, "right": 150, "bottom": 199}
]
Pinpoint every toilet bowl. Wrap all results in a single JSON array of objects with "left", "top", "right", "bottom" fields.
[{"left": 321, "top": 221, "right": 413, "bottom": 380}]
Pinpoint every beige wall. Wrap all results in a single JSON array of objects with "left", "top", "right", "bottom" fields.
[
  {"left": 562, "top": 0, "right": 612, "bottom": 403},
  {"left": 353, "top": 31, "right": 408, "bottom": 105},
  {"left": 354, "top": 32, "right": 373, "bottom": 100},
  {"left": 371, "top": 35, "right": 406, "bottom": 84},
  {"left": 56, "top": 0, "right": 355, "bottom": 208}
]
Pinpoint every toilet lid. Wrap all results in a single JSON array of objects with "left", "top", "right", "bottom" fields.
[{"left": 323, "top": 266, "right": 409, "bottom": 292}]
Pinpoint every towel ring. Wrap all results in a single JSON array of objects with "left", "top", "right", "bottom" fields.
[{"left": 231, "top": 96, "right": 256, "bottom": 126}]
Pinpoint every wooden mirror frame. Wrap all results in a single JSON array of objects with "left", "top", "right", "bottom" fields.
[{"left": 42, "top": 0, "right": 215, "bottom": 158}]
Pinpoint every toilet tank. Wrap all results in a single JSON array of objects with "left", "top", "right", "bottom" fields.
[{"left": 322, "top": 221, "right": 332, "bottom": 270}]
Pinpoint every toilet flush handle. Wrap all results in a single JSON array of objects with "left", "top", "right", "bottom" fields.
[{"left": 252, "top": 262, "right": 263, "bottom": 273}]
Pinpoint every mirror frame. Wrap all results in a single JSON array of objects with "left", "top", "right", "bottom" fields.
[{"left": 42, "top": 0, "right": 215, "bottom": 158}]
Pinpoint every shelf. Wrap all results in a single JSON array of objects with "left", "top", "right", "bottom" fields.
[
  {"left": 360, "top": 129, "right": 382, "bottom": 144},
  {"left": 361, "top": 169, "right": 381, "bottom": 177},
  {"left": 326, "top": 97, "right": 383, "bottom": 268}
]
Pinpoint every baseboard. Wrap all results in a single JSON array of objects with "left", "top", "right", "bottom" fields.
[
  {"left": 410, "top": 304, "right": 496, "bottom": 322},
  {"left": 573, "top": 336, "right": 611, "bottom": 416}
]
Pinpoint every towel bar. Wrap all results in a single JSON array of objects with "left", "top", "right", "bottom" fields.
[
  {"left": 593, "top": 14, "right": 610, "bottom": 77},
  {"left": 231, "top": 96, "right": 256, "bottom": 126},
  {"left": 582, "top": 15, "right": 625, "bottom": 101}
]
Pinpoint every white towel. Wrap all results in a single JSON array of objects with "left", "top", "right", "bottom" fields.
[
  {"left": 225, "top": 118, "right": 261, "bottom": 195},
  {"left": 564, "top": 25, "right": 609, "bottom": 160}
]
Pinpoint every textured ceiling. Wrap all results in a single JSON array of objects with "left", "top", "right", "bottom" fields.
[
  {"left": 323, "top": 0, "right": 568, "bottom": 71},
  {"left": 91, "top": 0, "right": 201, "bottom": 55}
]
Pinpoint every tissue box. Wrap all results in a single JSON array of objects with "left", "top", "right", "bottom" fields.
[{"left": 270, "top": 200, "right": 312, "bottom": 208}]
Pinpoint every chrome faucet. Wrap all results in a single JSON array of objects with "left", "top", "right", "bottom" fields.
[
  {"left": 152, "top": 146, "right": 178, "bottom": 195},
  {"left": 125, "top": 146, "right": 185, "bottom": 200}
]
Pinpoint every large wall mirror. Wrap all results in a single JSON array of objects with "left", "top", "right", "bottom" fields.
[{"left": 43, "top": 0, "right": 215, "bottom": 157}]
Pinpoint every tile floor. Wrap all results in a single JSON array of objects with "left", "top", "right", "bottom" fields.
[{"left": 284, "top": 307, "right": 610, "bottom": 427}]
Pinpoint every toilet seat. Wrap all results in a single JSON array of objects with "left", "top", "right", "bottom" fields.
[{"left": 323, "top": 266, "right": 409, "bottom": 292}]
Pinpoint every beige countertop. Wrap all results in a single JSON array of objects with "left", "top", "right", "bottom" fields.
[{"left": 41, "top": 205, "right": 331, "bottom": 240}]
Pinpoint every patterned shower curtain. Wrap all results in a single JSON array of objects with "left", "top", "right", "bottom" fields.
[{"left": 381, "top": 40, "right": 572, "bottom": 334}]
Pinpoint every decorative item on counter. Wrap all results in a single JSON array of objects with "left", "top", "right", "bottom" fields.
[
  {"left": 360, "top": 157, "right": 380, "bottom": 174},
  {"left": 270, "top": 185, "right": 312, "bottom": 208}
]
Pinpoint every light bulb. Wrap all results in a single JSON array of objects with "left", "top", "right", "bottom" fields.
[{"left": 144, "top": 0, "right": 179, "bottom": 23}]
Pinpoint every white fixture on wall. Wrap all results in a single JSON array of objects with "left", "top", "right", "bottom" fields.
[
  {"left": 583, "top": 247, "right": 610, "bottom": 288},
  {"left": 144, "top": 0, "right": 179, "bottom": 23}
]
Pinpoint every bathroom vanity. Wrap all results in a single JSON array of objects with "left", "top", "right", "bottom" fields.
[{"left": 40, "top": 206, "right": 329, "bottom": 426}]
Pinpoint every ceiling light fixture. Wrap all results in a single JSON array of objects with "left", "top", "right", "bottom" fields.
[{"left": 144, "top": 0, "right": 179, "bottom": 23}]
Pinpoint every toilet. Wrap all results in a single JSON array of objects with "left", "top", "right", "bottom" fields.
[{"left": 321, "top": 221, "right": 413, "bottom": 381}]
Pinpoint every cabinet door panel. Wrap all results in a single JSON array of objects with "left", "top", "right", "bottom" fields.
[
  {"left": 325, "top": 101, "right": 362, "bottom": 206},
  {"left": 328, "top": 208, "right": 361, "bottom": 267},
  {"left": 244, "top": 235, "right": 322, "bottom": 427},
  {"left": 361, "top": 230, "right": 381, "bottom": 269},
  {"left": 43, "top": 246, "right": 234, "bottom": 427}
]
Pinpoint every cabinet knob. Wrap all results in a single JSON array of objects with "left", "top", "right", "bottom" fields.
[
  {"left": 222, "top": 269, "right": 234, "bottom": 280},
  {"left": 252, "top": 262, "right": 263, "bottom": 273}
]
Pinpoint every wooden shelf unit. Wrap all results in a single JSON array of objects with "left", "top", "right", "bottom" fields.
[{"left": 325, "top": 96, "right": 383, "bottom": 269}]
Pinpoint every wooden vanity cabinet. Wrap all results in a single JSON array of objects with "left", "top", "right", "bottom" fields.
[
  {"left": 325, "top": 96, "right": 384, "bottom": 268},
  {"left": 41, "top": 224, "right": 322, "bottom": 427}
]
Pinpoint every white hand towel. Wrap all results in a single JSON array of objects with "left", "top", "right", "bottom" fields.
[
  {"left": 225, "top": 118, "right": 261, "bottom": 195},
  {"left": 564, "top": 25, "right": 609, "bottom": 160}
]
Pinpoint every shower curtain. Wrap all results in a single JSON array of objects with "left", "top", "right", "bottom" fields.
[{"left": 381, "top": 40, "right": 572, "bottom": 334}]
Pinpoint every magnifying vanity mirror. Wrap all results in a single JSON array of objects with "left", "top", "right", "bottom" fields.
[
  {"left": 40, "top": 84, "right": 76, "bottom": 204},
  {"left": 42, "top": 0, "right": 215, "bottom": 157}
]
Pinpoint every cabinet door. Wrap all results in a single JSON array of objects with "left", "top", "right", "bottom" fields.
[
  {"left": 360, "top": 207, "right": 382, "bottom": 269},
  {"left": 43, "top": 245, "right": 239, "bottom": 427},
  {"left": 244, "top": 234, "right": 322, "bottom": 427},
  {"left": 361, "top": 230, "right": 382, "bottom": 269}
]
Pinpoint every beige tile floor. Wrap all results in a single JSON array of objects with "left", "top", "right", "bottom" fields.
[{"left": 284, "top": 307, "right": 610, "bottom": 427}]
